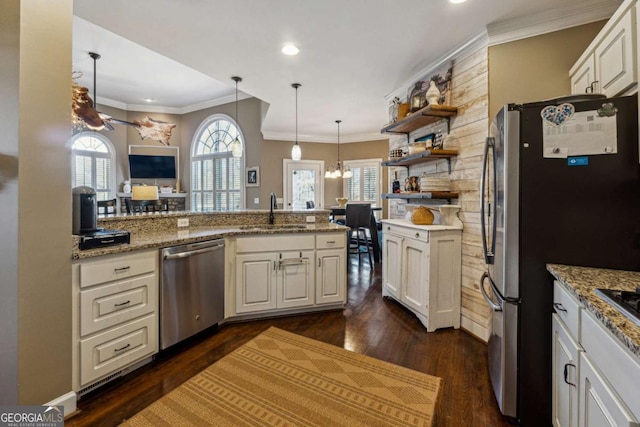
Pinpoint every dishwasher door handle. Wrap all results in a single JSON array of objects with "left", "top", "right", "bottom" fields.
[{"left": 163, "top": 243, "right": 224, "bottom": 260}]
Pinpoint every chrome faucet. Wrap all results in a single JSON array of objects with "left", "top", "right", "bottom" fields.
[{"left": 269, "top": 192, "right": 277, "bottom": 224}]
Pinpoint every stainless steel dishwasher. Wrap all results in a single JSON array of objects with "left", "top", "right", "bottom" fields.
[{"left": 160, "top": 239, "right": 224, "bottom": 350}]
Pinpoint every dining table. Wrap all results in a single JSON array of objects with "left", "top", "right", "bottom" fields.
[{"left": 329, "top": 206, "right": 382, "bottom": 263}]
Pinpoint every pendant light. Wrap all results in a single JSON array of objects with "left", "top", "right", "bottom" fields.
[
  {"left": 325, "top": 120, "right": 352, "bottom": 179},
  {"left": 85, "top": 52, "right": 106, "bottom": 131},
  {"left": 291, "top": 83, "right": 302, "bottom": 161},
  {"left": 230, "top": 76, "right": 243, "bottom": 158}
]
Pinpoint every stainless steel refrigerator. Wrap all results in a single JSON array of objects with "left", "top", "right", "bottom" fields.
[{"left": 479, "top": 94, "right": 640, "bottom": 426}]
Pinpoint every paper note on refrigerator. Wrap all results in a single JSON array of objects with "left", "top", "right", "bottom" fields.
[{"left": 542, "top": 110, "right": 617, "bottom": 158}]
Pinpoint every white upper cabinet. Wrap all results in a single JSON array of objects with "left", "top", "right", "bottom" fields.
[{"left": 570, "top": 0, "right": 637, "bottom": 97}]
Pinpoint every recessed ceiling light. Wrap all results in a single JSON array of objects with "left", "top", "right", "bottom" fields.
[
  {"left": 282, "top": 44, "right": 300, "bottom": 56},
  {"left": 449, "top": 0, "right": 468, "bottom": 3},
  {"left": 144, "top": 98, "right": 155, "bottom": 103}
]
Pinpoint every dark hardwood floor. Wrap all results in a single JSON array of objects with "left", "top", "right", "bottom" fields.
[{"left": 66, "top": 258, "right": 512, "bottom": 427}]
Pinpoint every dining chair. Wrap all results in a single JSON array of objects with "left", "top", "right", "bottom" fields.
[
  {"left": 97, "top": 198, "right": 117, "bottom": 216},
  {"left": 345, "top": 203, "right": 373, "bottom": 266}
]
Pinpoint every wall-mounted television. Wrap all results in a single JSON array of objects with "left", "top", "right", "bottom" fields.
[{"left": 128, "top": 154, "right": 176, "bottom": 179}]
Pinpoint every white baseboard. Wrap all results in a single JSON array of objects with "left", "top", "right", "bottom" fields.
[
  {"left": 461, "top": 318, "right": 489, "bottom": 343},
  {"left": 45, "top": 391, "right": 77, "bottom": 419}
]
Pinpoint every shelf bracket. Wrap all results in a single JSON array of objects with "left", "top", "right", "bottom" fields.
[{"left": 446, "top": 157, "right": 451, "bottom": 174}]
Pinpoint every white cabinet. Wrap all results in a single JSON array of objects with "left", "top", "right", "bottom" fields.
[
  {"left": 315, "top": 234, "right": 346, "bottom": 305},
  {"left": 552, "top": 314, "right": 581, "bottom": 427},
  {"left": 570, "top": 0, "right": 636, "bottom": 97},
  {"left": 551, "top": 281, "right": 640, "bottom": 427},
  {"left": 580, "top": 353, "right": 638, "bottom": 427},
  {"left": 381, "top": 221, "right": 462, "bottom": 332},
  {"left": 72, "top": 250, "right": 159, "bottom": 391},
  {"left": 233, "top": 232, "right": 346, "bottom": 316}
]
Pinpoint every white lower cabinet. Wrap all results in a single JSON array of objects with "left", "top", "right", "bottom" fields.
[
  {"left": 234, "top": 232, "right": 346, "bottom": 316},
  {"left": 580, "top": 353, "right": 638, "bottom": 427},
  {"left": 72, "top": 250, "right": 159, "bottom": 391},
  {"left": 552, "top": 314, "right": 581, "bottom": 427},
  {"left": 552, "top": 281, "right": 640, "bottom": 427},
  {"left": 381, "top": 221, "right": 462, "bottom": 332}
]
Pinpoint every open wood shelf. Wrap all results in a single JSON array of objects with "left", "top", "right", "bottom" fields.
[
  {"left": 382, "top": 149, "right": 458, "bottom": 167},
  {"left": 381, "top": 104, "right": 457, "bottom": 135},
  {"left": 382, "top": 192, "right": 459, "bottom": 201}
]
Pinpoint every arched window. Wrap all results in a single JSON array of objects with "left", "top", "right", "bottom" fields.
[
  {"left": 71, "top": 132, "right": 115, "bottom": 201},
  {"left": 191, "top": 115, "right": 244, "bottom": 211}
]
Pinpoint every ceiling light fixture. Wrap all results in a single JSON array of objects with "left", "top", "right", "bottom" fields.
[
  {"left": 230, "top": 76, "right": 243, "bottom": 158},
  {"left": 291, "top": 83, "right": 302, "bottom": 161},
  {"left": 325, "top": 120, "right": 352, "bottom": 179},
  {"left": 282, "top": 44, "right": 300, "bottom": 56},
  {"left": 144, "top": 98, "right": 155, "bottom": 103}
]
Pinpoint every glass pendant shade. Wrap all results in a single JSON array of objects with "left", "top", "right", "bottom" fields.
[
  {"left": 291, "top": 142, "right": 302, "bottom": 161},
  {"left": 230, "top": 137, "right": 243, "bottom": 157},
  {"left": 343, "top": 167, "right": 353, "bottom": 178}
]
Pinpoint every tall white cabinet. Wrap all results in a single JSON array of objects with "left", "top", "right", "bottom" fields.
[{"left": 381, "top": 219, "right": 462, "bottom": 332}]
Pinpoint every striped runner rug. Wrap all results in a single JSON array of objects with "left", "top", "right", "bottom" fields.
[{"left": 121, "top": 327, "right": 441, "bottom": 426}]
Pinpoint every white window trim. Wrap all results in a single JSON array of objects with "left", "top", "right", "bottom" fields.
[
  {"left": 71, "top": 131, "right": 117, "bottom": 199},
  {"left": 342, "top": 158, "right": 383, "bottom": 208},
  {"left": 190, "top": 113, "right": 246, "bottom": 210},
  {"left": 282, "top": 159, "right": 325, "bottom": 209}
]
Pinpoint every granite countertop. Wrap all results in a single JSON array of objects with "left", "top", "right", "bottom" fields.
[
  {"left": 73, "top": 223, "right": 348, "bottom": 260},
  {"left": 547, "top": 264, "right": 640, "bottom": 359}
]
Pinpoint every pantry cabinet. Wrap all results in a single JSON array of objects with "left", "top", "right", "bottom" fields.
[
  {"left": 570, "top": 0, "right": 637, "bottom": 97},
  {"left": 72, "top": 250, "right": 159, "bottom": 391},
  {"left": 381, "top": 220, "right": 462, "bottom": 332}
]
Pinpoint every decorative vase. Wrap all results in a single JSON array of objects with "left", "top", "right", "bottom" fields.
[
  {"left": 426, "top": 81, "right": 441, "bottom": 105},
  {"left": 123, "top": 180, "right": 131, "bottom": 193}
]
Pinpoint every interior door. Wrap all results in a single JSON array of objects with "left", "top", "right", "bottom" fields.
[{"left": 283, "top": 160, "right": 324, "bottom": 209}]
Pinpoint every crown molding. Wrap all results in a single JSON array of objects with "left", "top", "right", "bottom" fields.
[
  {"left": 97, "top": 93, "right": 252, "bottom": 114},
  {"left": 487, "top": 0, "right": 621, "bottom": 46},
  {"left": 262, "top": 131, "right": 388, "bottom": 144}
]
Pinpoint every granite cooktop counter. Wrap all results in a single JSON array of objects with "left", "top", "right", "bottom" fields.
[{"left": 547, "top": 264, "right": 640, "bottom": 359}]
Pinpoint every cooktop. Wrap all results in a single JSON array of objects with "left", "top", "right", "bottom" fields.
[{"left": 595, "top": 288, "right": 640, "bottom": 327}]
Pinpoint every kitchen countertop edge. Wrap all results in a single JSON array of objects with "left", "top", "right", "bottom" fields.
[
  {"left": 73, "top": 223, "right": 348, "bottom": 260},
  {"left": 547, "top": 263, "right": 640, "bottom": 359}
]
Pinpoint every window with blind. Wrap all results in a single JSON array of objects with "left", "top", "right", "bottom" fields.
[
  {"left": 343, "top": 159, "right": 382, "bottom": 208},
  {"left": 191, "top": 115, "right": 243, "bottom": 211},
  {"left": 71, "top": 132, "right": 115, "bottom": 201}
]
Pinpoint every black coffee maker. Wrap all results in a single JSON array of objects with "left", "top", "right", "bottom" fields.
[{"left": 72, "top": 186, "right": 100, "bottom": 235}]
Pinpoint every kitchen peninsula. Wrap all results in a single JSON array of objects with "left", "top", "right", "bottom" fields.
[{"left": 71, "top": 209, "right": 348, "bottom": 402}]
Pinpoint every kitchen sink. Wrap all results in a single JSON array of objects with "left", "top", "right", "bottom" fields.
[{"left": 237, "top": 224, "right": 309, "bottom": 231}]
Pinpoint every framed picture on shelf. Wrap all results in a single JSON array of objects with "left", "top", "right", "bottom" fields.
[{"left": 246, "top": 166, "right": 260, "bottom": 187}]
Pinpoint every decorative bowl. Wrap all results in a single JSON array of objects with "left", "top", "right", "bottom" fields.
[{"left": 336, "top": 198, "right": 348, "bottom": 207}]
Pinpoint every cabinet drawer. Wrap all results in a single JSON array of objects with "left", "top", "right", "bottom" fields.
[
  {"left": 553, "top": 281, "right": 581, "bottom": 340},
  {"left": 79, "top": 250, "right": 157, "bottom": 288},
  {"left": 79, "top": 314, "right": 157, "bottom": 386},
  {"left": 383, "top": 224, "right": 429, "bottom": 242},
  {"left": 316, "top": 233, "right": 346, "bottom": 249},
  {"left": 236, "top": 234, "right": 314, "bottom": 253},
  {"left": 80, "top": 274, "right": 157, "bottom": 336}
]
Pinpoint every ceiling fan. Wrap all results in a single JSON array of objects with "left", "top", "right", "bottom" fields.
[{"left": 72, "top": 52, "right": 176, "bottom": 145}]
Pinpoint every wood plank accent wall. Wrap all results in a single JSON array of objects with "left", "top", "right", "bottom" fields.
[{"left": 387, "top": 44, "right": 490, "bottom": 341}]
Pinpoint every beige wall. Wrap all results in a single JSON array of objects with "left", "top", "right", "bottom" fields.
[
  {"left": 488, "top": 21, "right": 606, "bottom": 120},
  {"left": 3, "top": 0, "right": 74, "bottom": 404}
]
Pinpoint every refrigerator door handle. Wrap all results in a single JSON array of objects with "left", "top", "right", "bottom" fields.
[
  {"left": 480, "top": 272, "right": 502, "bottom": 311},
  {"left": 480, "top": 137, "right": 497, "bottom": 265}
]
